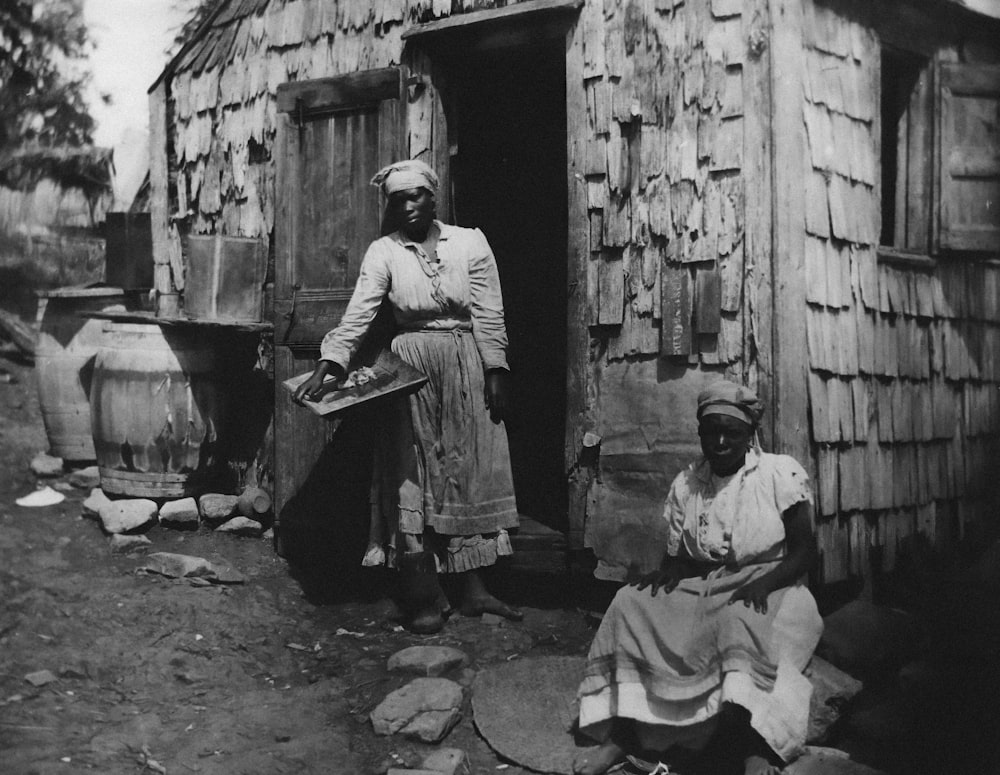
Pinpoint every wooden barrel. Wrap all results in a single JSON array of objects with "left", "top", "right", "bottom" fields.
[
  {"left": 90, "top": 322, "right": 223, "bottom": 497},
  {"left": 35, "top": 287, "right": 126, "bottom": 461}
]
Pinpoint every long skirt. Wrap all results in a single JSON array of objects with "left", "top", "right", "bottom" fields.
[
  {"left": 363, "top": 328, "right": 519, "bottom": 573},
  {"left": 577, "top": 563, "right": 823, "bottom": 761}
]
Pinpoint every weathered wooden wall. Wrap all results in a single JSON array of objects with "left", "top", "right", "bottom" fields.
[
  {"left": 571, "top": 0, "right": 769, "bottom": 578},
  {"left": 799, "top": 0, "right": 1000, "bottom": 585},
  {"left": 159, "top": 0, "right": 1000, "bottom": 583},
  {"left": 161, "top": 0, "right": 766, "bottom": 579}
]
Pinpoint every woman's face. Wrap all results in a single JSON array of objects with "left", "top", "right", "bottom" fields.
[
  {"left": 698, "top": 413, "right": 754, "bottom": 475},
  {"left": 389, "top": 187, "right": 435, "bottom": 239}
]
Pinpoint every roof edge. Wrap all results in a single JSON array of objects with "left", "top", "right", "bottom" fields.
[{"left": 148, "top": 0, "right": 232, "bottom": 94}]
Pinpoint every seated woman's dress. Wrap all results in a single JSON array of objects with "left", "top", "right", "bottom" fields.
[{"left": 577, "top": 449, "right": 824, "bottom": 761}]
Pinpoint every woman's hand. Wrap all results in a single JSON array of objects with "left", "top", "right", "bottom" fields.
[
  {"left": 292, "top": 361, "right": 344, "bottom": 404},
  {"left": 728, "top": 500, "right": 817, "bottom": 614},
  {"left": 728, "top": 576, "right": 775, "bottom": 613},
  {"left": 632, "top": 555, "right": 695, "bottom": 597},
  {"left": 484, "top": 368, "right": 510, "bottom": 424},
  {"left": 633, "top": 566, "right": 684, "bottom": 597}
]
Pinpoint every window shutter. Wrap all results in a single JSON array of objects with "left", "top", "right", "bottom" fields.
[{"left": 937, "top": 63, "right": 1000, "bottom": 253}]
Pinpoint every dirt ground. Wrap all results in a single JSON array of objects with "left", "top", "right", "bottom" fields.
[
  {"left": 6, "top": 339, "right": 1000, "bottom": 775},
  {"left": 0, "top": 347, "right": 600, "bottom": 775}
]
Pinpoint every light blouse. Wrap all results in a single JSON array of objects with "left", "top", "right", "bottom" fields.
[
  {"left": 319, "top": 221, "right": 509, "bottom": 372},
  {"left": 664, "top": 449, "right": 813, "bottom": 565}
]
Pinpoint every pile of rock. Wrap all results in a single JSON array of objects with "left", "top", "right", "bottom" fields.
[{"left": 81, "top": 487, "right": 272, "bottom": 540}]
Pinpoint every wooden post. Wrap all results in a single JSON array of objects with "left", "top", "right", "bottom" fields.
[
  {"left": 565, "top": 12, "right": 593, "bottom": 550},
  {"left": 745, "top": 0, "right": 774, "bottom": 434},
  {"left": 768, "top": 0, "right": 812, "bottom": 473},
  {"left": 148, "top": 81, "right": 173, "bottom": 298}
]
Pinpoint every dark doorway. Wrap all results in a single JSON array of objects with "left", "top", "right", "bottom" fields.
[{"left": 450, "top": 40, "right": 568, "bottom": 532}]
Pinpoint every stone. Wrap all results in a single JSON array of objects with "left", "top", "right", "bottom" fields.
[
  {"left": 215, "top": 516, "right": 264, "bottom": 537},
  {"left": 805, "top": 656, "right": 864, "bottom": 744},
  {"left": 785, "top": 748, "right": 887, "bottom": 775},
  {"left": 98, "top": 499, "right": 158, "bottom": 534},
  {"left": 109, "top": 534, "right": 152, "bottom": 554},
  {"left": 370, "top": 677, "right": 463, "bottom": 743},
  {"left": 24, "top": 669, "right": 57, "bottom": 687},
  {"left": 140, "top": 552, "right": 246, "bottom": 584},
  {"left": 30, "top": 452, "right": 64, "bottom": 477},
  {"left": 158, "top": 498, "right": 200, "bottom": 529},
  {"left": 387, "top": 646, "right": 469, "bottom": 677},
  {"left": 198, "top": 493, "right": 239, "bottom": 521},
  {"left": 82, "top": 488, "right": 112, "bottom": 519},
  {"left": 15, "top": 486, "right": 65, "bottom": 507},
  {"left": 818, "top": 600, "right": 921, "bottom": 673},
  {"left": 421, "top": 748, "right": 466, "bottom": 775},
  {"left": 67, "top": 466, "right": 100, "bottom": 489},
  {"left": 237, "top": 486, "right": 272, "bottom": 519}
]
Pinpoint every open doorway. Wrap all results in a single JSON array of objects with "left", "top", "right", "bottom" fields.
[{"left": 448, "top": 40, "right": 568, "bottom": 533}]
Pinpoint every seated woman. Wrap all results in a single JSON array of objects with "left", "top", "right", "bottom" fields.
[{"left": 574, "top": 381, "right": 823, "bottom": 775}]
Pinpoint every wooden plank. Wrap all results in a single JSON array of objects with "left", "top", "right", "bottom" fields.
[
  {"left": 817, "top": 517, "right": 850, "bottom": 583},
  {"left": 402, "top": 0, "right": 583, "bottom": 38},
  {"left": 598, "top": 250, "right": 625, "bottom": 325},
  {"left": 769, "top": 0, "right": 809, "bottom": 466},
  {"left": 817, "top": 445, "right": 840, "bottom": 517},
  {"left": 660, "top": 261, "right": 692, "bottom": 356},
  {"left": 851, "top": 376, "right": 869, "bottom": 442},
  {"left": 148, "top": 82, "right": 173, "bottom": 293},
  {"left": 906, "top": 66, "right": 934, "bottom": 253},
  {"left": 809, "top": 371, "right": 836, "bottom": 442},
  {"left": 804, "top": 235, "right": 827, "bottom": 306},
  {"left": 876, "top": 378, "right": 893, "bottom": 442},
  {"left": 806, "top": 307, "right": 828, "bottom": 373},
  {"left": 855, "top": 302, "right": 875, "bottom": 375},
  {"left": 694, "top": 263, "right": 722, "bottom": 334},
  {"left": 804, "top": 169, "right": 830, "bottom": 238},
  {"left": 840, "top": 445, "right": 867, "bottom": 512},
  {"left": 837, "top": 376, "right": 855, "bottom": 442},
  {"left": 566, "top": 12, "right": 592, "bottom": 548},
  {"left": 276, "top": 67, "right": 402, "bottom": 114},
  {"left": 825, "top": 237, "right": 843, "bottom": 309},
  {"left": 822, "top": 308, "right": 839, "bottom": 375},
  {"left": 602, "top": 190, "right": 631, "bottom": 246}
]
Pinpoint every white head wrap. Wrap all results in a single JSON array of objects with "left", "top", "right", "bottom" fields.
[{"left": 370, "top": 159, "right": 439, "bottom": 196}]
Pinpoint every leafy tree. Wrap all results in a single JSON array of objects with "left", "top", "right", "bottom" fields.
[{"left": 0, "top": 0, "right": 98, "bottom": 150}]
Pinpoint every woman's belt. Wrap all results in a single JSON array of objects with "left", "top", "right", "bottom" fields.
[{"left": 397, "top": 317, "right": 472, "bottom": 332}]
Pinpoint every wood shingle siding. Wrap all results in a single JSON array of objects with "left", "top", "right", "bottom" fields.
[
  {"left": 799, "top": 1, "right": 1000, "bottom": 585},
  {"left": 154, "top": 0, "right": 1000, "bottom": 582}
]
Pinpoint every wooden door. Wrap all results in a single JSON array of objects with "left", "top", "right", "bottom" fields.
[{"left": 272, "top": 68, "right": 408, "bottom": 561}]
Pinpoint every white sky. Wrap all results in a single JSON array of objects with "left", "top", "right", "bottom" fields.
[{"left": 82, "top": 0, "right": 190, "bottom": 148}]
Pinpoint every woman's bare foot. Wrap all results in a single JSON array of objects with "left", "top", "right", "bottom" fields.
[
  {"left": 573, "top": 740, "right": 626, "bottom": 775},
  {"left": 460, "top": 568, "right": 523, "bottom": 621},
  {"left": 744, "top": 754, "right": 782, "bottom": 775}
]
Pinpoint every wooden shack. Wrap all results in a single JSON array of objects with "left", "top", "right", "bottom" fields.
[{"left": 150, "top": 0, "right": 1000, "bottom": 583}]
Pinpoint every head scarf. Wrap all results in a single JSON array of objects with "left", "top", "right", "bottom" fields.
[
  {"left": 696, "top": 380, "right": 764, "bottom": 428},
  {"left": 370, "top": 159, "right": 439, "bottom": 196}
]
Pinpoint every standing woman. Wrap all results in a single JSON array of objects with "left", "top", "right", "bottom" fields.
[{"left": 293, "top": 159, "right": 522, "bottom": 634}]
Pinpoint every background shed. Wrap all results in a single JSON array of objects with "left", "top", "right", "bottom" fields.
[{"left": 150, "top": 0, "right": 1000, "bottom": 584}]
